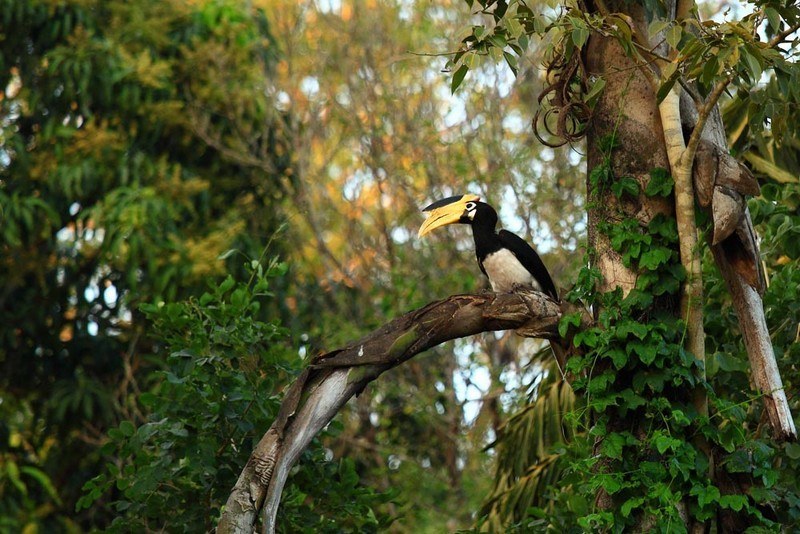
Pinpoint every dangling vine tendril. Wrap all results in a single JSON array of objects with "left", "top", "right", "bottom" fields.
[{"left": 533, "top": 50, "right": 591, "bottom": 147}]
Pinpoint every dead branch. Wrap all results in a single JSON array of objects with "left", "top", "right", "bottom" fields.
[{"left": 217, "top": 290, "right": 569, "bottom": 533}]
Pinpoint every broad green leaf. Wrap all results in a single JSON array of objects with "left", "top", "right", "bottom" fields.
[
  {"left": 601, "top": 432, "right": 625, "bottom": 459},
  {"left": 489, "top": 33, "right": 507, "bottom": 48},
  {"left": 616, "top": 320, "right": 648, "bottom": 340},
  {"left": 596, "top": 473, "right": 622, "bottom": 494},
  {"left": 629, "top": 341, "right": 658, "bottom": 364},
  {"left": 656, "top": 76, "right": 677, "bottom": 104},
  {"left": 665, "top": 24, "right": 682, "bottom": 49},
  {"left": 645, "top": 167, "right": 674, "bottom": 196},
  {"left": 611, "top": 175, "right": 640, "bottom": 198},
  {"left": 741, "top": 44, "right": 763, "bottom": 82},
  {"left": 572, "top": 26, "right": 590, "bottom": 49},
  {"left": 653, "top": 433, "right": 681, "bottom": 454},
  {"left": 558, "top": 312, "right": 582, "bottom": 337},
  {"left": 639, "top": 247, "right": 672, "bottom": 270},
  {"left": 765, "top": 7, "right": 781, "bottom": 32},
  {"left": 506, "top": 17, "right": 523, "bottom": 38},
  {"left": 719, "top": 494, "right": 747, "bottom": 511},
  {"left": 621, "top": 496, "right": 644, "bottom": 517},
  {"left": 584, "top": 76, "right": 606, "bottom": 107},
  {"left": 606, "top": 347, "right": 628, "bottom": 369},
  {"left": 647, "top": 20, "right": 670, "bottom": 39},
  {"left": 503, "top": 51, "right": 518, "bottom": 76}
]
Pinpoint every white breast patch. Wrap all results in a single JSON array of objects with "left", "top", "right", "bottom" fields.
[{"left": 482, "top": 249, "right": 541, "bottom": 293}]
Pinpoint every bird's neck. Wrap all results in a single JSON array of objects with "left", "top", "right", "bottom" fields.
[{"left": 472, "top": 224, "right": 499, "bottom": 258}]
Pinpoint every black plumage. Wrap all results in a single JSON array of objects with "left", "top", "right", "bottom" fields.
[{"left": 419, "top": 195, "right": 558, "bottom": 300}]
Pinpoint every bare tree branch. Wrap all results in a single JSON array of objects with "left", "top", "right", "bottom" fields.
[{"left": 217, "top": 290, "right": 571, "bottom": 533}]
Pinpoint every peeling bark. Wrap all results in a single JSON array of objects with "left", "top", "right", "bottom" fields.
[
  {"left": 692, "top": 139, "right": 760, "bottom": 210},
  {"left": 712, "top": 245, "right": 797, "bottom": 441},
  {"left": 675, "top": 63, "right": 794, "bottom": 441},
  {"left": 217, "top": 290, "right": 573, "bottom": 533}
]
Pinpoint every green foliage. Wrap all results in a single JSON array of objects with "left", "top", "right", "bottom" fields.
[
  {"left": 76, "top": 260, "right": 392, "bottom": 531},
  {"left": 0, "top": 0, "right": 292, "bottom": 528},
  {"left": 479, "top": 369, "right": 578, "bottom": 530},
  {"left": 451, "top": 0, "right": 800, "bottom": 150},
  {"left": 552, "top": 183, "right": 702, "bottom": 527},
  {"left": 704, "top": 181, "right": 800, "bottom": 527},
  {"left": 498, "top": 151, "right": 800, "bottom": 530}
]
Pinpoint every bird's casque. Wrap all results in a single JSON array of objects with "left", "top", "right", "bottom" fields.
[{"left": 418, "top": 194, "right": 558, "bottom": 300}]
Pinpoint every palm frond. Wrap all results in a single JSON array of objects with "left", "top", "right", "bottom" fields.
[{"left": 478, "top": 361, "right": 579, "bottom": 531}]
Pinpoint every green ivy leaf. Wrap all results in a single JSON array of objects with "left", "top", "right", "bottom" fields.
[
  {"left": 691, "top": 483, "right": 721, "bottom": 508},
  {"left": 645, "top": 168, "right": 673, "bottom": 196},
  {"left": 588, "top": 370, "right": 616, "bottom": 394},
  {"left": 639, "top": 247, "right": 672, "bottom": 270},
  {"left": 606, "top": 347, "right": 628, "bottom": 369},
  {"left": 629, "top": 341, "right": 658, "bottom": 364},
  {"left": 653, "top": 432, "right": 681, "bottom": 454},
  {"left": 621, "top": 496, "right": 644, "bottom": 517},
  {"left": 575, "top": 328, "right": 600, "bottom": 348},
  {"left": 558, "top": 312, "right": 582, "bottom": 337},
  {"left": 616, "top": 320, "right": 648, "bottom": 340},
  {"left": 601, "top": 432, "right": 626, "bottom": 459},
  {"left": 596, "top": 473, "right": 622, "bottom": 494},
  {"left": 611, "top": 175, "right": 640, "bottom": 198},
  {"left": 620, "top": 388, "right": 646, "bottom": 410},
  {"left": 719, "top": 494, "right": 747, "bottom": 511}
]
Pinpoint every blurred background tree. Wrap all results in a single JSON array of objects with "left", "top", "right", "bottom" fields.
[
  {"left": 1, "top": 0, "right": 581, "bottom": 529},
  {"left": 0, "top": 0, "right": 299, "bottom": 528},
  {"left": 3, "top": 0, "right": 798, "bottom": 531}
]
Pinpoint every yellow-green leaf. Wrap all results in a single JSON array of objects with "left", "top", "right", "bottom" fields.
[{"left": 744, "top": 152, "right": 797, "bottom": 183}]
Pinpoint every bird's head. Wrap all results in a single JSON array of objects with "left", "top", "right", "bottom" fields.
[{"left": 418, "top": 194, "right": 497, "bottom": 237}]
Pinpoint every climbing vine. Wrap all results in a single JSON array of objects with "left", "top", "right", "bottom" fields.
[{"left": 532, "top": 144, "right": 787, "bottom": 529}]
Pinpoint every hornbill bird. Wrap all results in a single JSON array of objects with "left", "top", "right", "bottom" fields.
[{"left": 418, "top": 194, "right": 559, "bottom": 301}]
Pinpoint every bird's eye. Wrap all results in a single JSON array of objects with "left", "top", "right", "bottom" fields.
[{"left": 465, "top": 202, "right": 476, "bottom": 211}]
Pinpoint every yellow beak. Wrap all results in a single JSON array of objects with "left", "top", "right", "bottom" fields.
[{"left": 418, "top": 194, "right": 480, "bottom": 237}]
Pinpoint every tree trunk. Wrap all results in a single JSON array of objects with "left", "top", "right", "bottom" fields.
[{"left": 583, "top": 0, "right": 796, "bottom": 529}]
